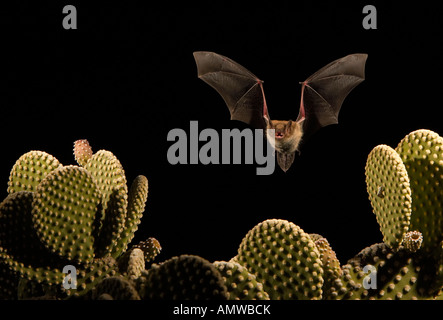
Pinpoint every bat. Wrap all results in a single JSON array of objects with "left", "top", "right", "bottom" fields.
[{"left": 193, "top": 51, "right": 367, "bottom": 172}]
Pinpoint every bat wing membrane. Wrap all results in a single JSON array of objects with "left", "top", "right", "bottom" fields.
[
  {"left": 297, "top": 54, "right": 367, "bottom": 139},
  {"left": 193, "top": 51, "right": 267, "bottom": 129}
]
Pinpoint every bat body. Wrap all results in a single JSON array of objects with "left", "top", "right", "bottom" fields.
[
  {"left": 264, "top": 119, "right": 304, "bottom": 171},
  {"left": 193, "top": 51, "right": 367, "bottom": 172}
]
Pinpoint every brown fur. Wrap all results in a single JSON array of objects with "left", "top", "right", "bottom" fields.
[{"left": 265, "top": 119, "right": 304, "bottom": 154}]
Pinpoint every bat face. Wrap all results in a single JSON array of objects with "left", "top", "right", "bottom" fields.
[{"left": 265, "top": 119, "right": 304, "bottom": 154}]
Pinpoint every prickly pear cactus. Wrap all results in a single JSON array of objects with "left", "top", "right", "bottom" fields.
[
  {"left": 234, "top": 219, "right": 324, "bottom": 300},
  {"left": 32, "top": 165, "right": 101, "bottom": 264},
  {"left": 0, "top": 191, "right": 68, "bottom": 291},
  {"left": 91, "top": 276, "right": 140, "bottom": 300},
  {"left": 362, "top": 129, "right": 443, "bottom": 299},
  {"left": 402, "top": 231, "right": 423, "bottom": 253},
  {"left": 309, "top": 234, "right": 343, "bottom": 298},
  {"left": 132, "top": 237, "right": 162, "bottom": 263},
  {"left": 365, "top": 129, "right": 443, "bottom": 255},
  {"left": 395, "top": 129, "right": 443, "bottom": 254},
  {"left": 7, "top": 151, "right": 62, "bottom": 194},
  {"left": 84, "top": 150, "right": 128, "bottom": 212},
  {"left": 365, "top": 145, "right": 412, "bottom": 249},
  {"left": 213, "top": 260, "right": 269, "bottom": 300},
  {"left": 138, "top": 254, "right": 228, "bottom": 300},
  {"left": 336, "top": 243, "right": 442, "bottom": 299},
  {"left": 117, "top": 248, "right": 145, "bottom": 280},
  {"left": 0, "top": 139, "right": 149, "bottom": 300},
  {"left": 112, "top": 175, "right": 149, "bottom": 258},
  {"left": 73, "top": 139, "right": 93, "bottom": 167}
]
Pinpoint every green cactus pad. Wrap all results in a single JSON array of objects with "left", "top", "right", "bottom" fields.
[
  {"left": 17, "top": 277, "right": 66, "bottom": 300},
  {"left": 94, "top": 184, "right": 128, "bottom": 258},
  {"left": 84, "top": 150, "right": 128, "bottom": 213},
  {"left": 0, "top": 192, "right": 42, "bottom": 265},
  {"left": 111, "top": 175, "right": 149, "bottom": 258},
  {"left": 0, "top": 191, "right": 70, "bottom": 288},
  {"left": 365, "top": 145, "right": 412, "bottom": 249},
  {"left": 325, "top": 265, "right": 360, "bottom": 300},
  {"left": 7, "top": 151, "right": 62, "bottom": 194},
  {"left": 133, "top": 237, "right": 161, "bottom": 263},
  {"left": 340, "top": 243, "right": 442, "bottom": 299},
  {"left": 0, "top": 243, "right": 67, "bottom": 292},
  {"left": 13, "top": 257, "right": 119, "bottom": 299},
  {"left": 32, "top": 165, "right": 101, "bottom": 264},
  {"left": 309, "top": 234, "right": 343, "bottom": 299},
  {"left": 395, "top": 129, "right": 443, "bottom": 253},
  {"left": 91, "top": 276, "right": 140, "bottom": 300},
  {"left": 213, "top": 260, "right": 270, "bottom": 300},
  {"left": 235, "top": 219, "right": 324, "bottom": 300},
  {"left": 73, "top": 139, "right": 93, "bottom": 167},
  {"left": 117, "top": 248, "right": 145, "bottom": 280},
  {"left": 310, "top": 234, "right": 341, "bottom": 275},
  {"left": 140, "top": 254, "right": 228, "bottom": 300},
  {"left": 64, "top": 257, "right": 119, "bottom": 298}
]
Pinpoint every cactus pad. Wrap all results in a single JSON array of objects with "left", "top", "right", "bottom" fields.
[
  {"left": 84, "top": 150, "right": 127, "bottom": 219},
  {"left": 213, "top": 260, "right": 269, "bottom": 300},
  {"left": 65, "top": 257, "right": 119, "bottom": 298},
  {"left": 117, "top": 248, "right": 145, "bottom": 280},
  {"left": 0, "top": 140, "right": 151, "bottom": 300},
  {"left": 342, "top": 243, "right": 442, "bottom": 299},
  {"left": 73, "top": 139, "right": 93, "bottom": 167},
  {"left": 235, "top": 219, "right": 324, "bottom": 300},
  {"left": 365, "top": 145, "right": 412, "bottom": 249},
  {"left": 32, "top": 165, "right": 101, "bottom": 264},
  {"left": 112, "top": 175, "right": 149, "bottom": 257},
  {"left": 7, "top": 151, "right": 62, "bottom": 194},
  {"left": 0, "top": 191, "right": 70, "bottom": 288},
  {"left": 0, "top": 192, "right": 41, "bottom": 265},
  {"left": 92, "top": 276, "right": 140, "bottom": 300},
  {"left": 395, "top": 129, "right": 443, "bottom": 253},
  {"left": 94, "top": 184, "right": 128, "bottom": 258},
  {"left": 132, "top": 237, "right": 161, "bottom": 263},
  {"left": 310, "top": 234, "right": 343, "bottom": 298},
  {"left": 140, "top": 254, "right": 228, "bottom": 300}
]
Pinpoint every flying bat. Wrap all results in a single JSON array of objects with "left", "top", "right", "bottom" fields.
[{"left": 193, "top": 51, "right": 367, "bottom": 172}]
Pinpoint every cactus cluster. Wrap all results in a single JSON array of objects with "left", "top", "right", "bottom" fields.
[
  {"left": 0, "top": 129, "right": 441, "bottom": 300},
  {"left": 365, "top": 129, "right": 443, "bottom": 254},
  {"left": 232, "top": 219, "right": 324, "bottom": 299},
  {"left": 0, "top": 140, "right": 151, "bottom": 299},
  {"left": 211, "top": 129, "right": 442, "bottom": 300}
]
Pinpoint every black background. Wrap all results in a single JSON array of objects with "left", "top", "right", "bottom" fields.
[{"left": 1, "top": 1, "right": 442, "bottom": 268}]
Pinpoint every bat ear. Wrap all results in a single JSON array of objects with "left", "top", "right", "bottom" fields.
[
  {"left": 296, "top": 117, "right": 305, "bottom": 126},
  {"left": 264, "top": 115, "right": 272, "bottom": 128}
]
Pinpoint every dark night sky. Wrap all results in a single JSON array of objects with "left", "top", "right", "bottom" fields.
[{"left": 1, "top": 1, "right": 442, "bottom": 265}]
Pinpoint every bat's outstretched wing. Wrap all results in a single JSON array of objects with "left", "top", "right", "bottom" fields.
[
  {"left": 193, "top": 51, "right": 269, "bottom": 130},
  {"left": 296, "top": 54, "right": 368, "bottom": 140}
]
